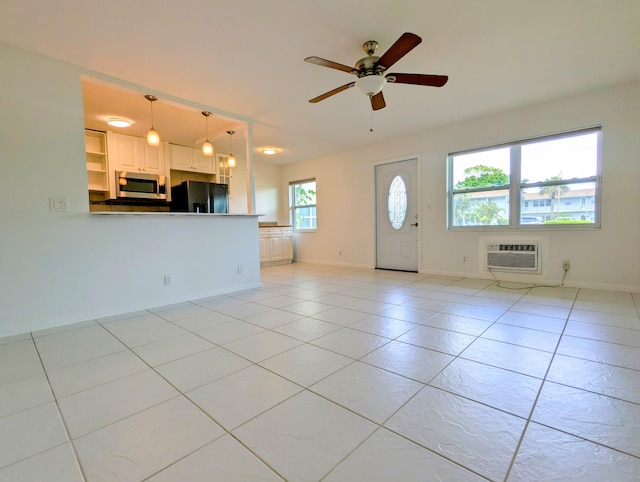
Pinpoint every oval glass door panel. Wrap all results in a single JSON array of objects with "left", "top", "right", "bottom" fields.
[{"left": 388, "top": 175, "right": 408, "bottom": 229}]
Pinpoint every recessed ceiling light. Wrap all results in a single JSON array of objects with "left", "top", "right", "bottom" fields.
[
  {"left": 107, "top": 117, "right": 132, "bottom": 128},
  {"left": 260, "top": 146, "right": 278, "bottom": 155}
]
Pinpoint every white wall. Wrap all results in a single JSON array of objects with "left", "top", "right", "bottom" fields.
[
  {"left": 281, "top": 81, "right": 640, "bottom": 291},
  {"left": 0, "top": 44, "right": 261, "bottom": 337},
  {"left": 254, "top": 162, "right": 281, "bottom": 223}
]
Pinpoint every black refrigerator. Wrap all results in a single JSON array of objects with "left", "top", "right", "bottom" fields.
[{"left": 170, "top": 181, "right": 229, "bottom": 213}]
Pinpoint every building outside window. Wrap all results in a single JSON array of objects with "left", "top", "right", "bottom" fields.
[
  {"left": 290, "top": 179, "right": 316, "bottom": 230},
  {"left": 448, "top": 128, "right": 600, "bottom": 228}
]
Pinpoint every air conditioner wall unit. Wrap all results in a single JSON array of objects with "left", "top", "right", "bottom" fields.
[{"left": 484, "top": 241, "right": 540, "bottom": 273}]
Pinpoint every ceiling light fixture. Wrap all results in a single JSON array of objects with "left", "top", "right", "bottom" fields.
[
  {"left": 226, "top": 130, "right": 236, "bottom": 168},
  {"left": 355, "top": 75, "right": 387, "bottom": 97},
  {"left": 260, "top": 146, "right": 278, "bottom": 155},
  {"left": 201, "top": 111, "right": 213, "bottom": 157},
  {"left": 144, "top": 94, "right": 160, "bottom": 146},
  {"left": 107, "top": 117, "right": 132, "bottom": 128}
]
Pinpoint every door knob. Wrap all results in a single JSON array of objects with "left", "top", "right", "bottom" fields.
[{"left": 410, "top": 222, "right": 419, "bottom": 227}]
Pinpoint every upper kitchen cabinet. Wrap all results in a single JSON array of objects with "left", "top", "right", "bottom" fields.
[
  {"left": 107, "top": 132, "right": 165, "bottom": 175},
  {"left": 85, "top": 129, "right": 109, "bottom": 192},
  {"left": 169, "top": 143, "right": 215, "bottom": 174}
]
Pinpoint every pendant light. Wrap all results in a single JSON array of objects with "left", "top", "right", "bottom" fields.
[
  {"left": 226, "top": 130, "right": 236, "bottom": 168},
  {"left": 201, "top": 111, "right": 213, "bottom": 156},
  {"left": 144, "top": 95, "right": 160, "bottom": 146}
]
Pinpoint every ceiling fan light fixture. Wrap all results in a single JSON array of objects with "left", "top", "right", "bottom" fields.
[{"left": 356, "top": 75, "right": 387, "bottom": 97}]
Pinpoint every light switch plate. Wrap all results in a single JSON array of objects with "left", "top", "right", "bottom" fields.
[{"left": 49, "top": 197, "right": 69, "bottom": 212}]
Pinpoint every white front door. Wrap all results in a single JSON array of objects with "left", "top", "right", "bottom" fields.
[{"left": 375, "top": 159, "right": 419, "bottom": 271}]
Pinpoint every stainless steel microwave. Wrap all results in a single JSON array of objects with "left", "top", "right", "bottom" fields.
[{"left": 115, "top": 171, "right": 167, "bottom": 200}]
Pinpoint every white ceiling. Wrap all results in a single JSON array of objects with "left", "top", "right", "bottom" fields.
[{"left": 2, "top": 0, "right": 639, "bottom": 165}]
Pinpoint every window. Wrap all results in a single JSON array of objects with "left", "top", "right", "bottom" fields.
[
  {"left": 448, "top": 128, "right": 600, "bottom": 228},
  {"left": 388, "top": 175, "right": 408, "bottom": 229},
  {"left": 290, "top": 179, "right": 316, "bottom": 230}
]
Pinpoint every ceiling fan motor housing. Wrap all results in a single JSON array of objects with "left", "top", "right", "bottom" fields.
[
  {"left": 355, "top": 55, "right": 382, "bottom": 75},
  {"left": 354, "top": 53, "right": 387, "bottom": 96}
]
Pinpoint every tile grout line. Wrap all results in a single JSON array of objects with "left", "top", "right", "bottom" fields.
[
  {"left": 96, "top": 313, "right": 293, "bottom": 481},
  {"left": 319, "top": 283, "right": 512, "bottom": 481},
  {"left": 501, "top": 288, "right": 579, "bottom": 481},
  {"left": 28, "top": 333, "right": 88, "bottom": 482}
]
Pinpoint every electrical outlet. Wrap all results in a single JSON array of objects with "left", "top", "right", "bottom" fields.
[
  {"left": 49, "top": 197, "right": 69, "bottom": 212},
  {"left": 562, "top": 260, "right": 570, "bottom": 271},
  {"left": 164, "top": 274, "right": 172, "bottom": 285},
  {"left": 462, "top": 256, "right": 468, "bottom": 263},
  {"left": 237, "top": 265, "right": 244, "bottom": 275}
]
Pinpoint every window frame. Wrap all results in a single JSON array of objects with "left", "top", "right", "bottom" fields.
[
  {"left": 447, "top": 127, "right": 601, "bottom": 230},
  {"left": 289, "top": 178, "right": 317, "bottom": 232}
]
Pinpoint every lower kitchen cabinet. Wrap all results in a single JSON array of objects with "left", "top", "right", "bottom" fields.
[{"left": 259, "top": 227, "right": 293, "bottom": 266}]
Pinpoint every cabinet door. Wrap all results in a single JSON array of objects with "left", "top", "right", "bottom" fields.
[
  {"left": 169, "top": 144, "right": 193, "bottom": 170},
  {"left": 216, "top": 153, "right": 231, "bottom": 186},
  {"left": 141, "top": 141, "right": 164, "bottom": 174},
  {"left": 258, "top": 233, "right": 270, "bottom": 263},
  {"left": 193, "top": 150, "right": 215, "bottom": 174},
  {"left": 109, "top": 133, "right": 139, "bottom": 171},
  {"left": 268, "top": 233, "right": 283, "bottom": 261},
  {"left": 283, "top": 231, "right": 293, "bottom": 259}
]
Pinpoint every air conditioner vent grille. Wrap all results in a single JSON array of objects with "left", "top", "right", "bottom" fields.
[{"left": 485, "top": 241, "right": 540, "bottom": 273}]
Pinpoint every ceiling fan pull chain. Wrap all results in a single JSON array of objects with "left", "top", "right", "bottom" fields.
[{"left": 370, "top": 100, "right": 374, "bottom": 132}]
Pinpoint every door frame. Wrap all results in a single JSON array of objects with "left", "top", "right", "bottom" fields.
[{"left": 372, "top": 154, "right": 422, "bottom": 272}]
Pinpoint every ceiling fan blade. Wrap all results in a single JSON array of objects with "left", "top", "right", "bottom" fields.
[
  {"left": 309, "top": 82, "right": 356, "bottom": 103},
  {"left": 304, "top": 56, "right": 356, "bottom": 74},
  {"left": 370, "top": 91, "right": 386, "bottom": 111},
  {"left": 386, "top": 73, "right": 449, "bottom": 87},
  {"left": 375, "top": 32, "right": 422, "bottom": 70}
]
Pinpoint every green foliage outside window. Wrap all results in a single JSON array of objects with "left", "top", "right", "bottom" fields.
[
  {"left": 455, "top": 165, "right": 509, "bottom": 190},
  {"left": 291, "top": 181, "right": 317, "bottom": 230}
]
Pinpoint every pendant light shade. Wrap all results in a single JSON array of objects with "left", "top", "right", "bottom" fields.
[
  {"left": 145, "top": 95, "right": 160, "bottom": 146},
  {"left": 147, "top": 128, "right": 160, "bottom": 147},
  {"left": 201, "top": 111, "right": 213, "bottom": 157},
  {"left": 227, "top": 130, "right": 236, "bottom": 168},
  {"left": 202, "top": 140, "right": 214, "bottom": 157}
]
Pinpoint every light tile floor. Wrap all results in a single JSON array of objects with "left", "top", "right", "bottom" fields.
[{"left": 1, "top": 264, "right": 640, "bottom": 481}]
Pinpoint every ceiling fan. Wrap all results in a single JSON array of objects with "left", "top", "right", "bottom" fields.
[{"left": 305, "top": 32, "right": 448, "bottom": 111}]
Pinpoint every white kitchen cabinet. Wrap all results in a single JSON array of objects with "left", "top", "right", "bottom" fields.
[
  {"left": 215, "top": 152, "right": 232, "bottom": 186},
  {"left": 169, "top": 143, "right": 215, "bottom": 174},
  {"left": 282, "top": 227, "right": 294, "bottom": 260},
  {"left": 193, "top": 150, "right": 214, "bottom": 173},
  {"left": 258, "top": 233, "right": 269, "bottom": 264},
  {"left": 107, "top": 132, "right": 165, "bottom": 175},
  {"left": 85, "top": 129, "right": 109, "bottom": 192},
  {"left": 142, "top": 141, "right": 164, "bottom": 173},
  {"left": 259, "top": 227, "right": 293, "bottom": 267}
]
